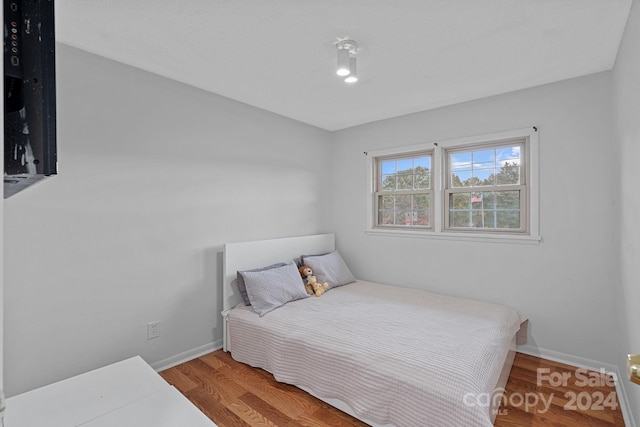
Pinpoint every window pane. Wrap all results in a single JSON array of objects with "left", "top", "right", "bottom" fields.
[
  {"left": 380, "top": 195, "right": 394, "bottom": 209},
  {"left": 451, "top": 211, "right": 470, "bottom": 228},
  {"left": 496, "top": 210, "right": 520, "bottom": 229},
  {"left": 496, "top": 165, "right": 520, "bottom": 185},
  {"left": 382, "top": 175, "right": 396, "bottom": 190},
  {"left": 473, "top": 149, "right": 495, "bottom": 163},
  {"left": 448, "top": 190, "right": 521, "bottom": 230},
  {"left": 417, "top": 210, "right": 431, "bottom": 227},
  {"left": 381, "top": 161, "right": 396, "bottom": 175},
  {"left": 473, "top": 168, "right": 494, "bottom": 185},
  {"left": 451, "top": 170, "right": 471, "bottom": 188},
  {"left": 395, "top": 194, "right": 411, "bottom": 210},
  {"left": 397, "top": 159, "right": 412, "bottom": 174},
  {"left": 451, "top": 152, "right": 471, "bottom": 170},
  {"left": 378, "top": 154, "right": 432, "bottom": 193},
  {"left": 414, "top": 194, "right": 429, "bottom": 209},
  {"left": 393, "top": 210, "right": 404, "bottom": 225},
  {"left": 449, "top": 144, "right": 523, "bottom": 190},
  {"left": 414, "top": 157, "right": 430, "bottom": 170},
  {"left": 414, "top": 174, "right": 430, "bottom": 189},
  {"left": 471, "top": 192, "right": 483, "bottom": 207},
  {"left": 450, "top": 193, "right": 470, "bottom": 209},
  {"left": 482, "top": 191, "right": 495, "bottom": 207},
  {"left": 496, "top": 146, "right": 520, "bottom": 162},
  {"left": 470, "top": 210, "right": 498, "bottom": 229},
  {"left": 396, "top": 175, "right": 413, "bottom": 190},
  {"left": 394, "top": 210, "right": 414, "bottom": 226},
  {"left": 482, "top": 211, "right": 496, "bottom": 228},
  {"left": 377, "top": 194, "right": 430, "bottom": 228},
  {"left": 496, "top": 191, "right": 520, "bottom": 209}
]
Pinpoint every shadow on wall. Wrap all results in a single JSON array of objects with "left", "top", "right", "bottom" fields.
[{"left": 204, "top": 247, "right": 225, "bottom": 343}]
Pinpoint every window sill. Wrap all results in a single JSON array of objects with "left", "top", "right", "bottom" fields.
[{"left": 365, "top": 228, "right": 541, "bottom": 245}]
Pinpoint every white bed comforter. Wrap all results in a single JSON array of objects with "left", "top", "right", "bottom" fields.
[{"left": 227, "top": 280, "right": 524, "bottom": 427}]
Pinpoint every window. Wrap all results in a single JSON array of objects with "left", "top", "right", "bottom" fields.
[
  {"left": 445, "top": 141, "right": 525, "bottom": 232},
  {"left": 374, "top": 152, "right": 433, "bottom": 229},
  {"left": 366, "top": 127, "right": 539, "bottom": 244}
]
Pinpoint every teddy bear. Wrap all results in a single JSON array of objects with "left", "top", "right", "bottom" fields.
[{"left": 298, "top": 265, "right": 328, "bottom": 296}]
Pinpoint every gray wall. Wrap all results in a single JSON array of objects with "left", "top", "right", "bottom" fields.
[
  {"left": 329, "top": 72, "right": 620, "bottom": 365},
  {"left": 3, "top": 44, "right": 332, "bottom": 396},
  {"left": 614, "top": 1, "right": 640, "bottom": 423}
]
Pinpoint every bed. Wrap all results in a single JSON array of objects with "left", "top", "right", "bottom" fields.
[{"left": 222, "top": 234, "right": 525, "bottom": 427}]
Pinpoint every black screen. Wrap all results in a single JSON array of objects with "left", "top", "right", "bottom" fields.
[{"left": 4, "top": 0, "right": 56, "bottom": 197}]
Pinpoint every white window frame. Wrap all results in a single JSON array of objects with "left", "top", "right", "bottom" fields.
[
  {"left": 365, "top": 127, "right": 540, "bottom": 244},
  {"left": 373, "top": 150, "right": 434, "bottom": 231},
  {"left": 444, "top": 139, "right": 527, "bottom": 233}
]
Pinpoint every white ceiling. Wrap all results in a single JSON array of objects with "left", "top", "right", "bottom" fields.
[{"left": 55, "top": 0, "right": 632, "bottom": 131}]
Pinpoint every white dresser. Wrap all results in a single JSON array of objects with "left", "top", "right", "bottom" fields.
[{"left": 4, "top": 356, "right": 216, "bottom": 427}]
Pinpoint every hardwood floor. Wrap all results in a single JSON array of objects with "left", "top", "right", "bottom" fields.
[
  {"left": 493, "top": 353, "right": 625, "bottom": 427},
  {"left": 160, "top": 350, "right": 626, "bottom": 426}
]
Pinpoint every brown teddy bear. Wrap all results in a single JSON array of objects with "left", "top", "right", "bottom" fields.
[{"left": 298, "top": 265, "right": 328, "bottom": 296}]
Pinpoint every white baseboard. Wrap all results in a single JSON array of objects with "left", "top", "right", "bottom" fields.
[
  {"left": 150, "top": 340, "right": 222, "bottom": 373},
  {"left": 517, "top": 344, "right": 636, "bottom": 427}
]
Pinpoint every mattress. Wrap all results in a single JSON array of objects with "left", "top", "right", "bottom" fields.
[{"left": 227, "top": 280, "right": 524, "bottom": 427}]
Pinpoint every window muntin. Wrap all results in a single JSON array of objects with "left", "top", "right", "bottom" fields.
[
  {"left": 374, "top": 152, "right": 433, "bottom": 229},
  {"left": 445, "top": 141, "right": 526, "bottom": 232}
]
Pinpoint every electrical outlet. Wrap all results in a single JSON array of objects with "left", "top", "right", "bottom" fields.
[{"left": 147, "top": 321, "right": 160, "bottom": 340}]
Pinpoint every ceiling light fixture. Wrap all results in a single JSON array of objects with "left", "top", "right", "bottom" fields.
[
  {"left": 335, "top": 39, "right": 359, "bottom": 82},
  {"left": 344, "top": 56, "right": 358, "bottom": 83},
  {"left": 336, "top": 47, "right": 351, "bottom": 77}
]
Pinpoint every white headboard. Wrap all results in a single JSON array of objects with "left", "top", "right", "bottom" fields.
[{"left": 222, "top": 233, "right": 335, "bottom": 350}]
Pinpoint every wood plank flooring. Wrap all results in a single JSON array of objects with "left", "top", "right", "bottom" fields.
[{"left": 160, "top": 350, "right": 626, "bottom": 426}]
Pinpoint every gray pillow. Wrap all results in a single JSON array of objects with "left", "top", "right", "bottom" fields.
[
  {"left": 302, "top": 250, "right": 356, "bottom": 290},
  {"left": 242, "top": 263, "right": 310, "bottom": 316},
  {"left": 237, "top": 262, "right": 287, "bottom": 305}
]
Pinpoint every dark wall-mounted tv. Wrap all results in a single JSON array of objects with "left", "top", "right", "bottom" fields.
[{"left": 4, "top": 0, "right": 57, "bottom": 198}]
